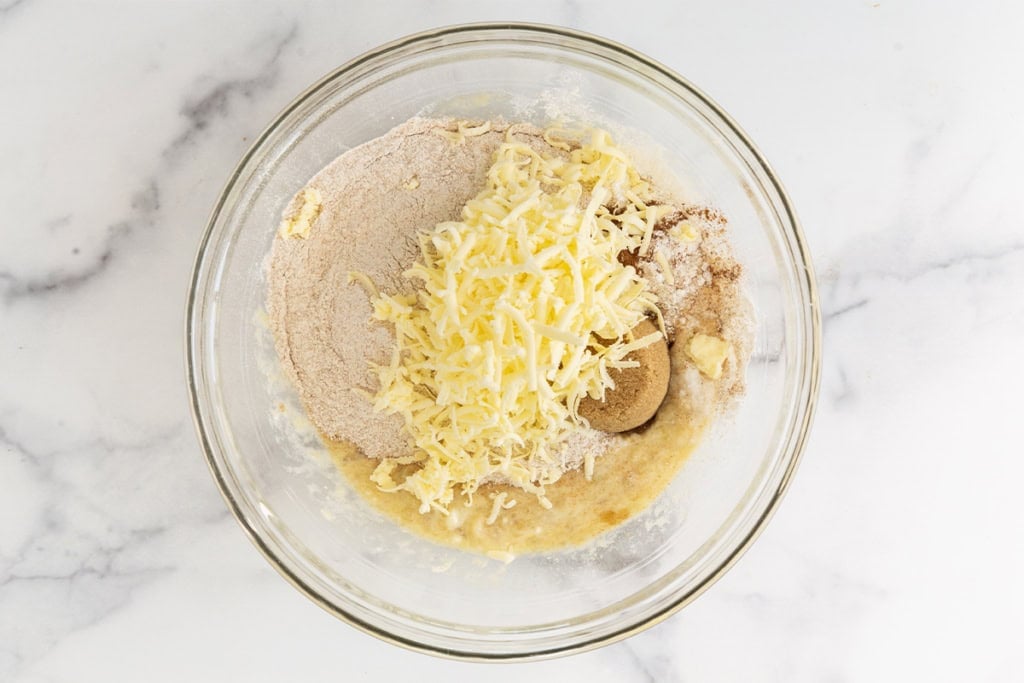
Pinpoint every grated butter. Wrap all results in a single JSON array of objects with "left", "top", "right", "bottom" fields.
[{"left": 370, "top": 127, "right": 669, "bottom": 514}]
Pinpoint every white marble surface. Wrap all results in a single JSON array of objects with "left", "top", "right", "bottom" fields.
[{"left": 2, "top": 1, "right": 1022, "bottom": 680}]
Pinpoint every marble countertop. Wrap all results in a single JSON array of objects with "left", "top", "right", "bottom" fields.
[{"left": 2, "top": 1, "right": 1021, "bottom": 681}]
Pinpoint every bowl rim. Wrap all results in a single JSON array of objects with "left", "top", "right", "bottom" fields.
[{"left": 186, "top": 21, "right": 821, "bottom": 661}]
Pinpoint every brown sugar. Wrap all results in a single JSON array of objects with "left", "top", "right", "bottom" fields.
[{"left": 578, "top": 319, "right": 671, "bottom": 433}]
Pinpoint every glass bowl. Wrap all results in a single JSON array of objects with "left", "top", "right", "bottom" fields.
[{"left": 186, "top": 23, "right": 820, "bottom": 660}]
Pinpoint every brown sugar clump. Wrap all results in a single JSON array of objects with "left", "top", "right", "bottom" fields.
[{"left": 578, "top": 319, "right": 671, "bottom": 433}]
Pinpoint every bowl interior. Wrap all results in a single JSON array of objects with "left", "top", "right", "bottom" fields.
[{"left": 189, "top": 25, "right": 817, "bottom": 658}]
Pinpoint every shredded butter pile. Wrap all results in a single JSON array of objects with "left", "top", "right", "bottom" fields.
[{"left": 369, "top": 127, "right": 670, "bottom": 514}]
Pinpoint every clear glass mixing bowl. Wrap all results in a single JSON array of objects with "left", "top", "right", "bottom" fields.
[{"left": 186, "top": 23, "right": 820, "bottom": 660}]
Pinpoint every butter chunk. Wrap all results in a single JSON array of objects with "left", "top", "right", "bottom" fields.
[
  {"left": 278, "top": 188, "right": 323, "bottom": 239},
  {"left": 686, "top": 333, "right": 731, "bottom": 380},
  {"left": 669, "top": 220, "right": 698, "bottom": 242}
]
